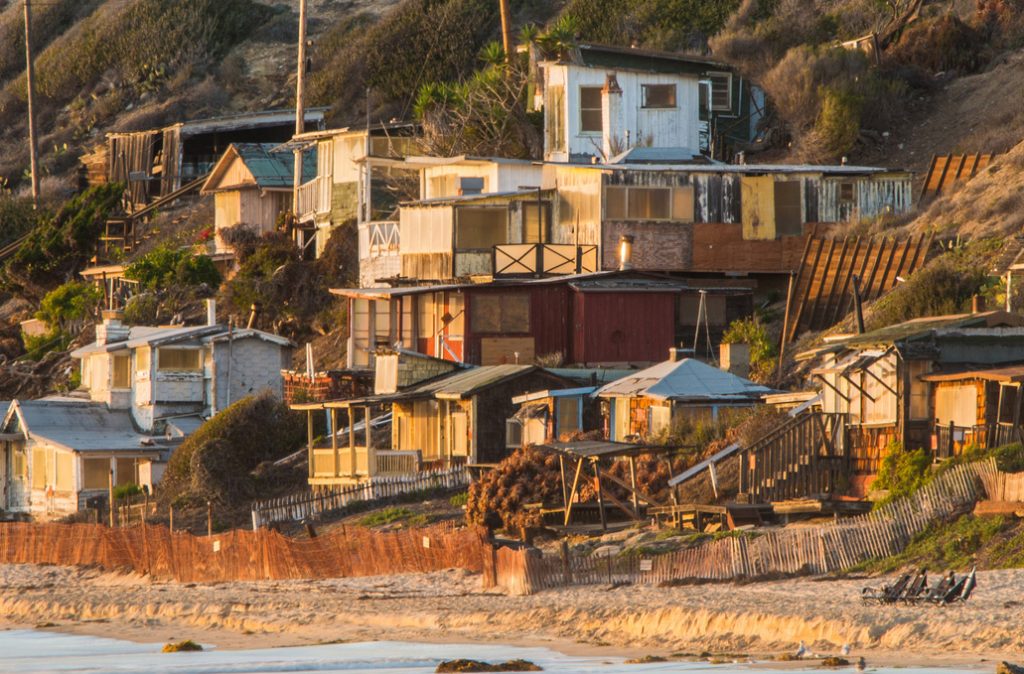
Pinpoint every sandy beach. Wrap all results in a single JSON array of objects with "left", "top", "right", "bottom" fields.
[{"left": 0, "top": 563, "right": 1021, "bottom": 668}]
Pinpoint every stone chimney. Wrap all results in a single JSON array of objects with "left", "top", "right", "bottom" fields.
[
  {"left": 96, "top": 309, "right": 129, "bottom": 347},
  {"left": 720, "top": 342, "right": 751, "bottom": 378},
  {"left": 601, "top": 73, "right": 624, "bottom": 160},
  {"left": 618, "top": 234, "right": 634, "bottom": 270}
]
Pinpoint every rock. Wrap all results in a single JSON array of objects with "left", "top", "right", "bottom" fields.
[
  {"left": 435, "top": 659, "right": 542, "bottom": 672},
  {"left": 591, "top": 544, "right": 622, "bottom": 558},
  {"left": 996, "top": 662, "right": 1024, "bottom": 674},
  {"left": 624, "top": 655, "right": 667, "bottom": 664},
  {"left": 598, "top": 529, "right": 634, "bottom": 543},
  {"left": 162, "top": 640, "right": 202, "bottom": 653},
  {"left": 821, "top": 657, "right": 849, "bottom": 667}
]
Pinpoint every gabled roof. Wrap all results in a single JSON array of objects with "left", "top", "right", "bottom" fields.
[
  {"left": 71, "top": 323, "right": 293, "bottom": 357},
  {"left": 201, "top": 143, "right": 316, "bottom": 194},
  {"left": 3, "top": 399, "right": 168, "bottom": 453},
  {"left": 555, "top": 42, "right": 728, "bottom": 76},
  {"left": 594, "top": 357, "right": 773, "bottom": 402}
]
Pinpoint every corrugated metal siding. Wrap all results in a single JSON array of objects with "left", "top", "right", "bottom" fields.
[{"left": 816, "top": 174, "right": 913, "bottom": 222}]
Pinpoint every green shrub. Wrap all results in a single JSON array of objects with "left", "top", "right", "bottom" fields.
[
  {"left": 358, "top": 506, "right": 429, "bottom": 528},
  {"left": 20, "top": 328, "right": 70, "bottom": 361},
  {"left": 874, "top": 441, "right": 931, "bottom": 502},
  {"left": 36, "top": 281, "right": 102, "bottom": 333},
  {"left": 866, "top": 254, "right": 989, "bottom": 331},
  {"left": 449, "top": 491, "right": 469, "bottom": 507},
  {"left": 722, "top": 315, "right": 776, "bottom": 382},
  {"left": 113, "top": 483, "right": 142, "bottom": 500},
  {"left": 124, "top": 245, "right": 221, "bottom": 291},
  {"left": 993, "top": 443, "right": 1024, "bottom": 473},
  {"left": 815, "top": 86, "right": 863, "bottom": 157}
]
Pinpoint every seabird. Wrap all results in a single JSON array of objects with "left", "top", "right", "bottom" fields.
[
  {"left": 795, "top": 641, "right": 807, "bottom": 659},
  {"left": 856, "top": 656, "right": 867, "bottom": 671},
  {"left": 841, "top": 644, "right": 851, "bottom": 656}
]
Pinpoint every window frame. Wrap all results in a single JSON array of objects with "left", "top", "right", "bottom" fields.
[
  {"left": 112, "top": 353, "right": 131, "bottom": 390},
  {"left": 641, "top": 83, "right": 677, "bottom": 109},
  {"left": 454, "top": 206, "right": 508, "bottom": 251},
  {"left": 603, "top": 185, "right": 695, "bottom": 222},
  {"left": 157, "top": 347, "right": 203, "bottom": 372},
  {"left": 707, "top": 71, "right": 733, "bottom": 112},
  {"left": 578, "top": 85, "right": 603, "bottom": 135}
]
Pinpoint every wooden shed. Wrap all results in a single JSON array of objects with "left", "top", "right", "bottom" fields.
[{"left": 201, "top": 143, "right": 316, "bottom": 254}]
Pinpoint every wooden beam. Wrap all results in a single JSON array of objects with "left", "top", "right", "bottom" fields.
[
  {"left": 593, "top": 461, "right": 608, "bottom": 531},
  {"left": 829, "top": 236, "right": 862, "bottom": 328},
  {"left": 788, "top": 234, "right": 825, "bottom": 342},
  {"left": 810, "top": 236, "right": 848, "bottom": 332},
  {"left": 600, "top": 469, "right": 668, "bottom": 508},
  {"left": 563, "top": 457, "right": 584, "bottom": 526},
  {"left": 628, "top": 455, "right": 640, "bottom": 515},
  {"left": 815, "top": 373, "right": 851, "bottom": 403}
]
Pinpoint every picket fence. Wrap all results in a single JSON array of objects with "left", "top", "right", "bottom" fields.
[
  {"left": 251, "top": 466, "right": 471, "bottom": 528},
  {"left": 486, "top": 459, "right": 995, "bottom": 595},
  {"left": 0, "top": 520, "right": 489, "bottom": 583}
]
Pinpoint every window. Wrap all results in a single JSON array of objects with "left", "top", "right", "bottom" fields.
[
  {"left": 157, "top": 348, "right": 202, "bottom": 371},
  {"left": 908, "top": 360, "right": 931, "bottom": 421},
  {"left": 642, "top": 84, "right": 676, "bottom": 109},
  {"left": 82, "top": 458, "right": 110, "bottom": 490},
  {"left": 116, "top": 457, "right": 138, "bottom": 487},
  {"left": 506, "top": 419, "right": 523, "bottom": 449},
  {"left": 10, "top": 447, "right": 27, "bottom": 480},
  {"left": 135, "top": 348, "right": 150, "bottom": 375},
  {"left": 773, "top": 181, "right": 803, "bottom": 236},
  {"left": 470, "top": 293, "right": 530, "bottom": 333},
  {"left": 545, "top": 85, "right": 566, "bottom": 152},
  {"left": 56, "top": 452, "right": 74, "bottom": 491},
  {"left": 604, "top": 186, "right": 695, "bottom": 222},
  {"left": 935, "top": 384, "right": 978, "bottom": 428},
  {"left": 861, "top": 364, "right": 897, "bottom": 425},
  {"left": 579, "top": 86, "right": 603, "bottom": 134},
  {"left": 112, "top": 354, "right": 130, "bottom": 389},
  {"left": 708, "top": 72, "right": 732, "bottom": 111},
  {"left": 522, "top": 202, "right": 551, "bottom": 244},
  {"left": 839, "top": 182, "right": 856, "bottom": 203},
  {"left": 459, "top": 177, "right": 484, "bottom": 196},
  {"left": 31, "top": 448, "right": 46, "bottom": 490},
  {"left": 556, "top": 397, "right": 581, "bottom": 437},
  {"left": 649, "top": 405, "right": 671, "bottom": 438},
  {"left": 455, "top": 207, "right": 507, "bottom": 249}
]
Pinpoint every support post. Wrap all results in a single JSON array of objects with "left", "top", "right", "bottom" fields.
[
  {"left": 498, "top": 0, "right": 512, "bottom": 64},
  {"left": 207, "top": 500, "right": 213, "bottom": 537},
  {"left": 292, "top": 0, "right": 308, "bottom": 228},
  {"left": 593, "top": 461, "right": 607, "bottom": 532},
  {"left": 108, "top": 468, "right": 114, "bottom": 527}
]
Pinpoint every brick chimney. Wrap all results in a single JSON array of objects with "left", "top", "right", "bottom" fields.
[{"left": 96, "top": 309, "right": 129, "bottom": 346}]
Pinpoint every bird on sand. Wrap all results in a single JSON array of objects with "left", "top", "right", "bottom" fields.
[
  {"left": 795, "top": 641, "right": 808, "bottom": 659},
  {"left": 856, "top": 656, "right": 867, "bottom": 671},
  {"left": 841, "top": 644, "right": 851, "bottom": 656}
]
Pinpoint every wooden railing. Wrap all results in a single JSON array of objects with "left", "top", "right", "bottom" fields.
[
  {"left": 296, "top": 175, "right": 331, "bottom": 223},
  {"left": 493, "top": 243, "right": 598, "bottom": 277},
  {"left": 738, "top": 412, "right": 847, "bottom": 503},
  {"left": 358, "top": 220, "right": 400, "bottom": 259},
  {"left": 933, "top": 422, "right": 1023, "bottom": 460},
  {"left": 375, "top": 449, "right": 422, "bottom": 476},
  {"left": 252, "top": 466, "right": 471, "bottom": 527},
  {"left": 311, "top": 446, "right": 424, "bottom": 479}
]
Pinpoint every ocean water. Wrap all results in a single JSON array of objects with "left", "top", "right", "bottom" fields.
[{"left": 0, "top": 630, "right": 977, "bottom": 674}]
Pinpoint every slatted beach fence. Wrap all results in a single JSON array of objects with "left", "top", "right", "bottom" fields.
[
  {"left": 489, "top": 460, "right": 995, "bottom": 595},
  {"left": 0, "top": 520, "right": 490, "bottom": 583},
  {"left": 251, "top": 466, "right": 471, "bottom": 528}
]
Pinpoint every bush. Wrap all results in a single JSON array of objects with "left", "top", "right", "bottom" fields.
[
  {"left": 874, "top": 441, "right": 931, "bottom": 501},
  {"left": 158, "top": 391, "right": 305, "bottom": 507},
  {"left": 113, "top": 483, "right": 142, "bottom": 500},
  {"left": 722, "top": 315, "right": 776, "bottom": 382},
  {"left": 35, "top": 281, "right": 102, "bottom": 333},
  {"left": 866, "top": 254, "right": 988, "bottom": 331},
  {"left": 124, "top": 245, "right": 221, "bottom": 291},
  {"left": 816, "top": 86, "right": 863, "bottom": 157},
  {"left": 466, "top": 446, "right": 563, "bottom": 531}
]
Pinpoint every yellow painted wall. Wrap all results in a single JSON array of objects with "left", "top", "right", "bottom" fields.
[{"left": 741, "top": 175, "right": 775, "bottom": 240}]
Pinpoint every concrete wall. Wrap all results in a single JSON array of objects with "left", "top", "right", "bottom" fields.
[{"left": 211, "top": 337, "right": 290, "bottom": 412}]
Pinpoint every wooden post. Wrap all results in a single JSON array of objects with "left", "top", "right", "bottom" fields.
[
  {"left": 593, "top": 461, "right": 607, "bottom": 532},
  {"left": 207, "top": 500, "right": 213, "bottom": 537},
  {"left": 292, "top": 0, "right": 308, "bottom": 222},
  {"left": 558, "top": 455, "right": 568, "bottom": 508},
  {"left": 108, "top": 468, "right": 114, "bottom": 527},
  {"left": 330, "top": 407, "right": 338, "bottom": 477},
  {"left": 348, "top": 406, "right": 357, "bottom": 477},
  {"left": 498, "top": 0, "right": 512, "bottom": 64},
  {"left": 169, "top": 504, "right": 174, "bottom": 534},
  {"left": 307, "top": 409, "right": 314, "bottom": 479},
  {"left": 628, "top": 455, "right": 640, "bottom": 516}
]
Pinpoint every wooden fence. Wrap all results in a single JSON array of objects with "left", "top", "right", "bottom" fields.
[
  {"left": 487, "top": 460, "right": 993, "bottom": 595},
  {"left": 0, "top": 520, "right": 488, "bottom": 583},
  {"left": 251, "top": 466, "right": 471, "bottom": 528},
  {"left": 978, "top": 466, "right": 1024, "bottom": 503}
]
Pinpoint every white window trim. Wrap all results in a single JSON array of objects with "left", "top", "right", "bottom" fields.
[
  {"left": 578, "top": 85, "right": 603, "bottom": 137},
  {"left": 707, "top": 71, "right": 733, "bottom": 113}
]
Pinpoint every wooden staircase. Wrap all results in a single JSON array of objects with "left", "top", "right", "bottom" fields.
[
  {"left": 738, "top": 412, "right": 848, "bottom": 503},
  {"left": 98, "top": 173, "right": 209, "bottom": 260}
]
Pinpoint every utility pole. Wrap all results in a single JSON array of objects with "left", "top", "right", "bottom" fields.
[
  {"left": 498, "top": 0, "right": 512, "bottom": 64},
  {"left": 292, "top": 0, "right": 308, "bottom": 234},
  {"left": 23, "top": 0, "right": 40, "bottom": 207}
]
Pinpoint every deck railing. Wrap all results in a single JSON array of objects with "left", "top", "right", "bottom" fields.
[
  {"left": 493, "top": 243, "right": 598, "bottom": 277},
  {"left": 933, "top": 422, "right": 1023, "bottom": 459},
  {"left": 358, "top": 220, "right": 400, "bottom": 259},
  {"left": 296, "top": 175, "right": 331, "bottom": 223}
]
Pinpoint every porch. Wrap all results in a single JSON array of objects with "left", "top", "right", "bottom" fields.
[{"left": 296, "top": 175, "right": 331, "bottom": 224}]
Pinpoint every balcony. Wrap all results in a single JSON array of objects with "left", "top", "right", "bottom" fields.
[
  {"left": 311, "top": 445, "right": 423, "bottom": 483},
  {"left": 493, "top": 243, "right": 599, "bottom": 278},
  {"left": 296, "top": 175, "right": 331, "bottom": 224},
  {"left": 358, "top": 220, "right": 400, "bottom": 259}
]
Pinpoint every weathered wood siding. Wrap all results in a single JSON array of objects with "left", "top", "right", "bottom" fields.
[{"left": 572, "top": 290, "right": 677, "bottom": 364}]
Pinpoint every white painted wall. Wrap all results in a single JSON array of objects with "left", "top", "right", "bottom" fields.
[{"left": 544, "top": 63, "right": 700, "bottom": 162}]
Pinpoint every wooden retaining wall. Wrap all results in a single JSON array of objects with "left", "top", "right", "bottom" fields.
[{"left": 488, "top": 460, "right": 993, "bottom": 595}]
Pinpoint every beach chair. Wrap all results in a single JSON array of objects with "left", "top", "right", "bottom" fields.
[
  {"left": 900, "top": 569, "right": 929, "bottom": 604},
  {"left": 935, "top": 567, "right": 976, "bottom": 606},
  {"left": 861, "top": 572, "right": 912, "bottom": 604},
  {"left": 922, "top": 572, "right": 955, "bottom": 604},
  {"left": 957, "top": 568, "right": 977, "bottom": 603}
]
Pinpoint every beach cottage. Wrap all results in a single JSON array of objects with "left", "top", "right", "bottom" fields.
[{"left": 595, "top": 349, "right": 773, "bottom": 442}]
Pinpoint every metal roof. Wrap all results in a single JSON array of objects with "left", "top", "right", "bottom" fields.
[
  {"left": 595, "top": 357, "right": 773, "bottom": 402},
  {"left": 564, "top": 42, "right": 728, "bottom": 74},
  {"left": 321, "top": 365, "right": 542, "bottom": 407},
  {"left": 607, "top": 147, "right": 714, "bottom": 165},
  {"left": 589, "top": 162, "right": 903, "bottom": 175},
  {"left": 202, "top": 143, "right": 316, "bottom": 193},
  {"left": 8, "top": 400, "right": 168, "bottom": 453},
  {"left": 921, "top": 365, "right": 1024, "bottom": 383},
  {"left": 72, "top": 324, "right": 293, "bottom": 357},
  {"left": 108, "top": 109, "right": 326, "bottom": 139},
  {"left": 538, "top": 440, "right": 644, "bottom": 458},
  {"left": 830, "top": 311, "right": 1024, "bottom": 349},
  {"left": 402, "top": 189, "right": 553, "bottom": 208}
]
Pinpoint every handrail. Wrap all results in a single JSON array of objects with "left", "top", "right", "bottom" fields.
[{"left": 125, "top": 173, "right": 209, "bottom": 221}]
